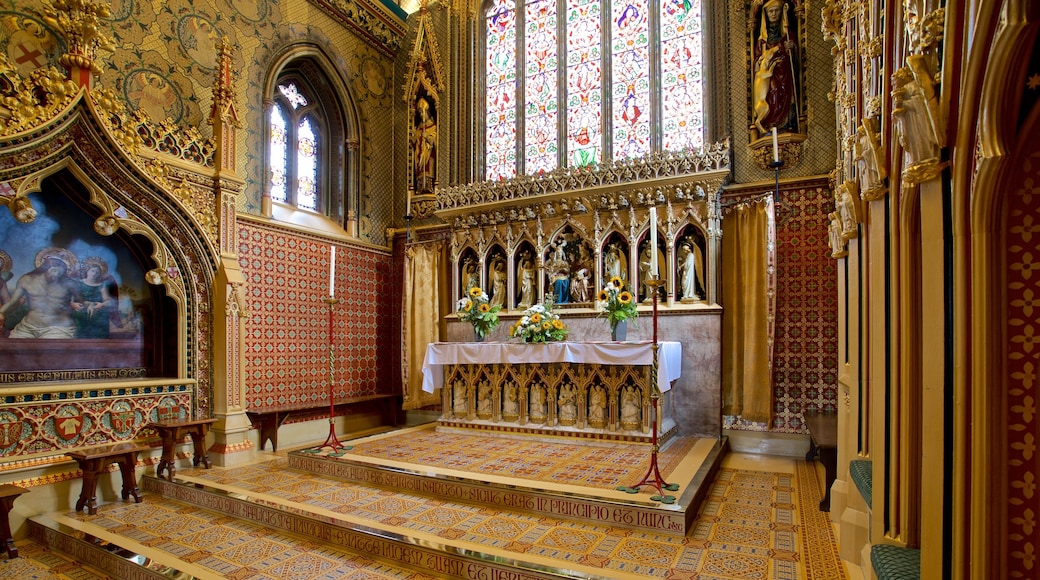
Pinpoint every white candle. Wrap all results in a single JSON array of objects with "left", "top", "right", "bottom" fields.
[
  {"left": 329, "top": 246, "right": 336, "bottom": 297},
  {"left": 406, "top": 190, "right": 412, "bottom": 216},
  {"left": 771, "top": 127, "right": 780, "bottom": 163},
  {"left": 649, "top": 206, "right": 658, "bottom": 277}
]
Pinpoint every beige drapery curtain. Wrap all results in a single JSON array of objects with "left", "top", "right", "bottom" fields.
[
  {"left": 402, "top": 241, "right": 445, "bottom": 410},
  {"left": 721, "top": 196, "right": 774, "bottom": 425}
]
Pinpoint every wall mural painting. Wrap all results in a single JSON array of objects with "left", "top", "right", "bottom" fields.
[{"left": 0, "top": 192, "right": 153, "bottom": 381}]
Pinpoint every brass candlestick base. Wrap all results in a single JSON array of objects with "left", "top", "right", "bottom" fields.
[{"left": 320, "top": 297, "right": 351, "bottom": 452}]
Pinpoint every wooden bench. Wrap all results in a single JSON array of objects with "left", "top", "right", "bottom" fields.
[
  {"left": 246, "top": 394, "right": 401, "bottom": 451},
  {"left": 803, "top": 410, "right": 838, "bottom": 511},
  {"left": 66, "top": 442, "right": 149, "bottom": 515},
  {"left": 147, "top": 418, "right": 218, "bottom": 481},
  {"left": 0, "top": 484, "right": 27, "bottom": 558}
]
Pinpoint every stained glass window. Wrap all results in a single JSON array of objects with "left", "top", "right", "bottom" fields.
[
  {"left": 269, "top": 81, "right": 324, "bottom": 213},
  {"left": 485, "top": 0, "right": 704, "bottom": 177},
  {"left": 660, "top": 0, "right": 704, "bottom": 152},
  {"left": 486, "top": 0, "right": 518, "bottom": 181}
]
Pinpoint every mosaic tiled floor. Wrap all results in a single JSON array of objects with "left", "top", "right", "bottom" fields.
[
  {"left": 21, "top": 455, "right": 846, "bottom": 579},
  {"left": 307, "top": 427, "right": 698, "bottom": 490}
]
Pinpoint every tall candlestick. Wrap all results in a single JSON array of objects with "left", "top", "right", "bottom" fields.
[
  {"left": 406, "top": 190, "right": 412, "bottom": 216},
  {"left": 649, "top": 206, "right": 658, "bottom": 277},
  {"left": 771, "top": 127, "right": 779, "bottom": 163},
  {"left": 329, "top": 246, "right": 336, "bottom": 298}
]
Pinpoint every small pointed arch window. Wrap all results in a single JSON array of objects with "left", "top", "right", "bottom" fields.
[{"left": 269, "top": 78, "right": 325, "bottom": 213}]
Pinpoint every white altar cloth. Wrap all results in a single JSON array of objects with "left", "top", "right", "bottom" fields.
[{"left": 421, "top": 341, "right": 682, "bottom": 393}]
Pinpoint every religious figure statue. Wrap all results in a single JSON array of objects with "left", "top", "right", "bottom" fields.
[
  {"left": 836, "top": 181, "right": 859, "bottom": 239},
  {"left": 3, "top": 195, "right": 37, "bottom": 223},
  {"left": 604, "top": 242, "right": 627, "bottom": 287},
  {"left": 488, "top": 258, "right": 507, "bottom": 309},
  {"left": 452, "top": 380, "right": 468, "bottom": 418},
  {"left": 502, "top": 381, "right": 519, "bottom": 419},
  {"left": 679, "top": 239, "right": 703, "bottom": 302},
  {"left": 620, "top": 385, "right": 640, "bottom": 429},
  {"left": 462, "top": 258, "right": 479, "bottom": 294},
  {"left": 588, "top": 384, "right": 606, "bottom": 427},
  {"left": 570, "top": 267, "right": 590, "bottom": 303},
  {"left": 413, "top": 95, "right": 437, "bottom": 194},
  {"left": 828, "top": 212, "right": 847, "bottom": 258},
  {"left": 477, "top": 380, "right": 492, "bottom": 418},
  {"left": 558, "top": 384, "right": 577, "bottom": 425},
  {"left": 517, "top": 252, "right": 536, "bottom": 308},
  {"left": 530, "top": 382, "right": 547, "bottom": 422},
  {"left": 0, "top": 250, "right": 83, "bottom": 339},
  {"left": 855, "top": 120, "right": 887, "bottom": 200},
  {"left": 751, "top": 0, "right": 800, "bottom": 133},
  {"left": 891, "top": 65, "right": 941, "bottom": 177},
  {"left": 548, "top": 239, "right": 570, "bottom": 304}
]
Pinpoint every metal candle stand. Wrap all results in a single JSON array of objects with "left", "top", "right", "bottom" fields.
[
  {"left": 319, "top": 297, "right": 352, "bottom": 453},
  {"left": 769, "top": 159, "right": 784, "bottom": 203},
  {"left": 618, "top": 277, "right": 679, "bottom": 503}
]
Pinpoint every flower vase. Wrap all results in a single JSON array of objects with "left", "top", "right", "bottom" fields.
[
  {"left": 610, "top": 320, "right": 628, "bottom": 341},
  {"left": 474, "top": 330, "right": 486, "bottom": 343}
]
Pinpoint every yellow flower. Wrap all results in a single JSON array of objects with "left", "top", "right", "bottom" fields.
[
  {"left": 469, "top": 287, "right": 482, "bottom": 297},
  {"left": 463, "top": 299, "right": 473, "bottom": 311},
  {"left": 619, "top": 291, "right": 633, "bottom": 304},
  {"left": 610, "top": 276, "right": 623, "bottom": 288},
  {"left": 542, "top": 321, "right": 551, "bottom": 330},
  {"left": 552, "top": 319, "right": 564, "bottom": 329},
  {"left": 530, "top": 313, "right": 543, "bottom": 324},
  {"left": 479, "top": 303, "right": 490, "bottom": 313},
  {"left": 598, "top": 289, "right": 608, "bottom": 301},
  {"left": 510, "top": 324, "right": 517, "bottom": 337}
]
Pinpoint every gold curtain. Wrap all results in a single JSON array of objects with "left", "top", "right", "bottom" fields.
[
  {"left": 402, "top": 241, "right": 445, "bottom": 410},
  {"left": 721, "top": 197, "right": 773, "bottom": 425}
]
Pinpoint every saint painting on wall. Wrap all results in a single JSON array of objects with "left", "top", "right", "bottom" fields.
[
  {"left": 751, "top": 0, "right": 801, "bottom": 134},
  {"left": 0, "top": 191, "right": 154, "bottom": 378},
  {"left": 412, "top": 88, "right": 438, "bottom": 195}
]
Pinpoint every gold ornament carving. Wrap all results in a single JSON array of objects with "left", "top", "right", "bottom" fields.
[
  {"left": 0, "top": 55, "right": 79, "bottom": 136},
  {"left": 41, "top": 0, "right": 115, "bottom": 77}
]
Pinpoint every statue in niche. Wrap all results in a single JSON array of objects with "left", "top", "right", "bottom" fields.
[
  {"left": 477, "top": 380, "right": 492, "bottom": 418},
  {"left": 502, "top": 380, "right": 519, "bottom": 419},
  {"left": 751, "top": 0, "right": 800, "bottom": 133},
  {"left": 679, "top": 238, "right": 704, "bottom": 302},
  {"left": 621, "top": 385, "right": 640, "bottom": 429},
  {"left": 558, "top": 384, "right": 577, "bottom": 424},
  {"left": 452, "top": 379, "right": 468, "bottom": 418},
  {"left": 462, "top": 258, "right": 479, "bottom": 293},
  {"left": 639, "top": 244, "right": 664, "bottom": 302},
  {"left": 835, "top": 182, "right": 859, "bottom": 239},
  {"left": 828, "top": 212, "right": 847, "bottom": 258},
  {"left": 530, "top": 382, "right": 547, "bottom": 422},
  {"left": 413, "top": 95, "right": 437, "bottom": 194},
  {"left": 855, "top": 120, "right": 887, "bottom": 200},
  {"left": 604, "top": 242, "right": 627, "bottom": 288},
  {"left": 488, "top": 257, "right": 507, "bottom": 308},
  {"left": 588, "top": 384, "right": 606, "bottom": 427},
  {"left": 568, "top": 240, "right": 593, "bottom": 303},
  {"left": 516, "top": 251, "right": 536, "bottom": 308},
  {"left": 548, "top": 239, "right": 570, "bottom": 304},
  {"left": 891, "top": 66, "right": 940, "bottom": 171}
]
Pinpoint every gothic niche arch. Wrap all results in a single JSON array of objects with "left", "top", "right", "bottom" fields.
[{"left": 0, "top": 171, "right": 179, "bottom": 380}]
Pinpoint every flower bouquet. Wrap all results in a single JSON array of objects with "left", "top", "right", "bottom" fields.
[
  {"left": 510, "top": 294, "right": 568, "bottom": 343},
  {"left": 457, "top": 287, "right": 501, "bottom": 340},
  {"left": 597, "top": 276, "right": 638, "bottom": 340}
]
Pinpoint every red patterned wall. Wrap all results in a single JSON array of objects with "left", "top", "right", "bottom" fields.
[
  {"left": 724, "top": 180, "right": 839, "bottom": 433},
  {"left": 238, "top": 223, "right": 398, "bottom": 414}
]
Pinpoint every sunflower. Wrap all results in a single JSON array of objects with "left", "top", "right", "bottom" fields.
[
  {"left": 469, "top": 287, "right": 482, "bottom": 297},
  {"left": 552, "top": 319, "right": 564, "bottom": 329},
  {"left": 598, "top": 289, "right": 609, "bottom": 301},
  {"left": 542, "top": 321, "right": 551, "bottom": 330},
  {"left": 530, "top": 313, "right": 543, "bottom": 324},
  {"left": 619, "top": 291, "right": 633, "bottom": 303},
  {"left": 463, "top": 299, "right": 473, "bottom": 311},
  {"left": 479, "top": 303, "right": 491, "bottom": 313},
  {"left": 610, "top": 276, "right": 623, "bottom": 288}
]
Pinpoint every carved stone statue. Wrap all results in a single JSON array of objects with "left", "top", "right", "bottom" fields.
[
  {"left": 502, "top": 381, "right": 519, "bottom": 420},
  {"left": 828, "top": 212, "right": 847, "bottom": 258},
  {"left": 477, "top": 380, "right": 492, "bottom": 418},
  {"left": 835, "top": 181, "right": 859, "bottom": 239},
  {"left": 452, "top": 380, "right": 468, "bottom": 418},
  {"left": 620, "top": 385, "right": 640, "bottom": 430},
  {"left": 855, "top": 120, "right": 887, "bottom": 200},
  {"left": 891, "top": 66, "right": 940, "bottom": 177},
  {"left": 588, "top": 384, "right": 606, "bottom": 428},
  {"left": 558, "top": 384, "right": 576, "bottom": 425},
  {"left": 751, "top": 0, "right": 800, "bottom": 133},
  {"left": 529, "top": 382, "right": 546, "bottom": 422},
  {"left": 679, "top": 239, "right": 703, "bottom": 302}
]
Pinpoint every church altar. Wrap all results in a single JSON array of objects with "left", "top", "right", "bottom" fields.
[{"left": 422, "top": 341, "right": 681, "bottom": 439}]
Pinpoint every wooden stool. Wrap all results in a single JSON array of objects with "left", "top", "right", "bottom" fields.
[
  {"left": 0, "top": 484, "right": 27, "bottom": 558},
  {"left": 147, "top": 418, "right": 217, "bottom": 481},
  {"left": 66, "top": 442, "right": 149, "bottom": 515},
  {"left": 803, "top": 411, "right": 838, "bottom": 511}
]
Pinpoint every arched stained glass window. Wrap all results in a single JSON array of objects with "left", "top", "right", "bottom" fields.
[
  {"left": 269, "top": 79, "right": 324, "bottom": 213},
  {"left": 485, "top": 0, "right": 704, "bottom": 179}
]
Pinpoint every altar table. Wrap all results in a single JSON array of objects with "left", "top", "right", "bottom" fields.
[{"left": 421, "top": 341, "right": 681, "bottom": 393}]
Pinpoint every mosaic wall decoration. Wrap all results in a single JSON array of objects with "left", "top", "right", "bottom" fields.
[
  {"left": 724, "top": 181, "right": 838, "bottom": 433},
  {"left": 238, "top": 221, "right": 397, "bottom": 415}
]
